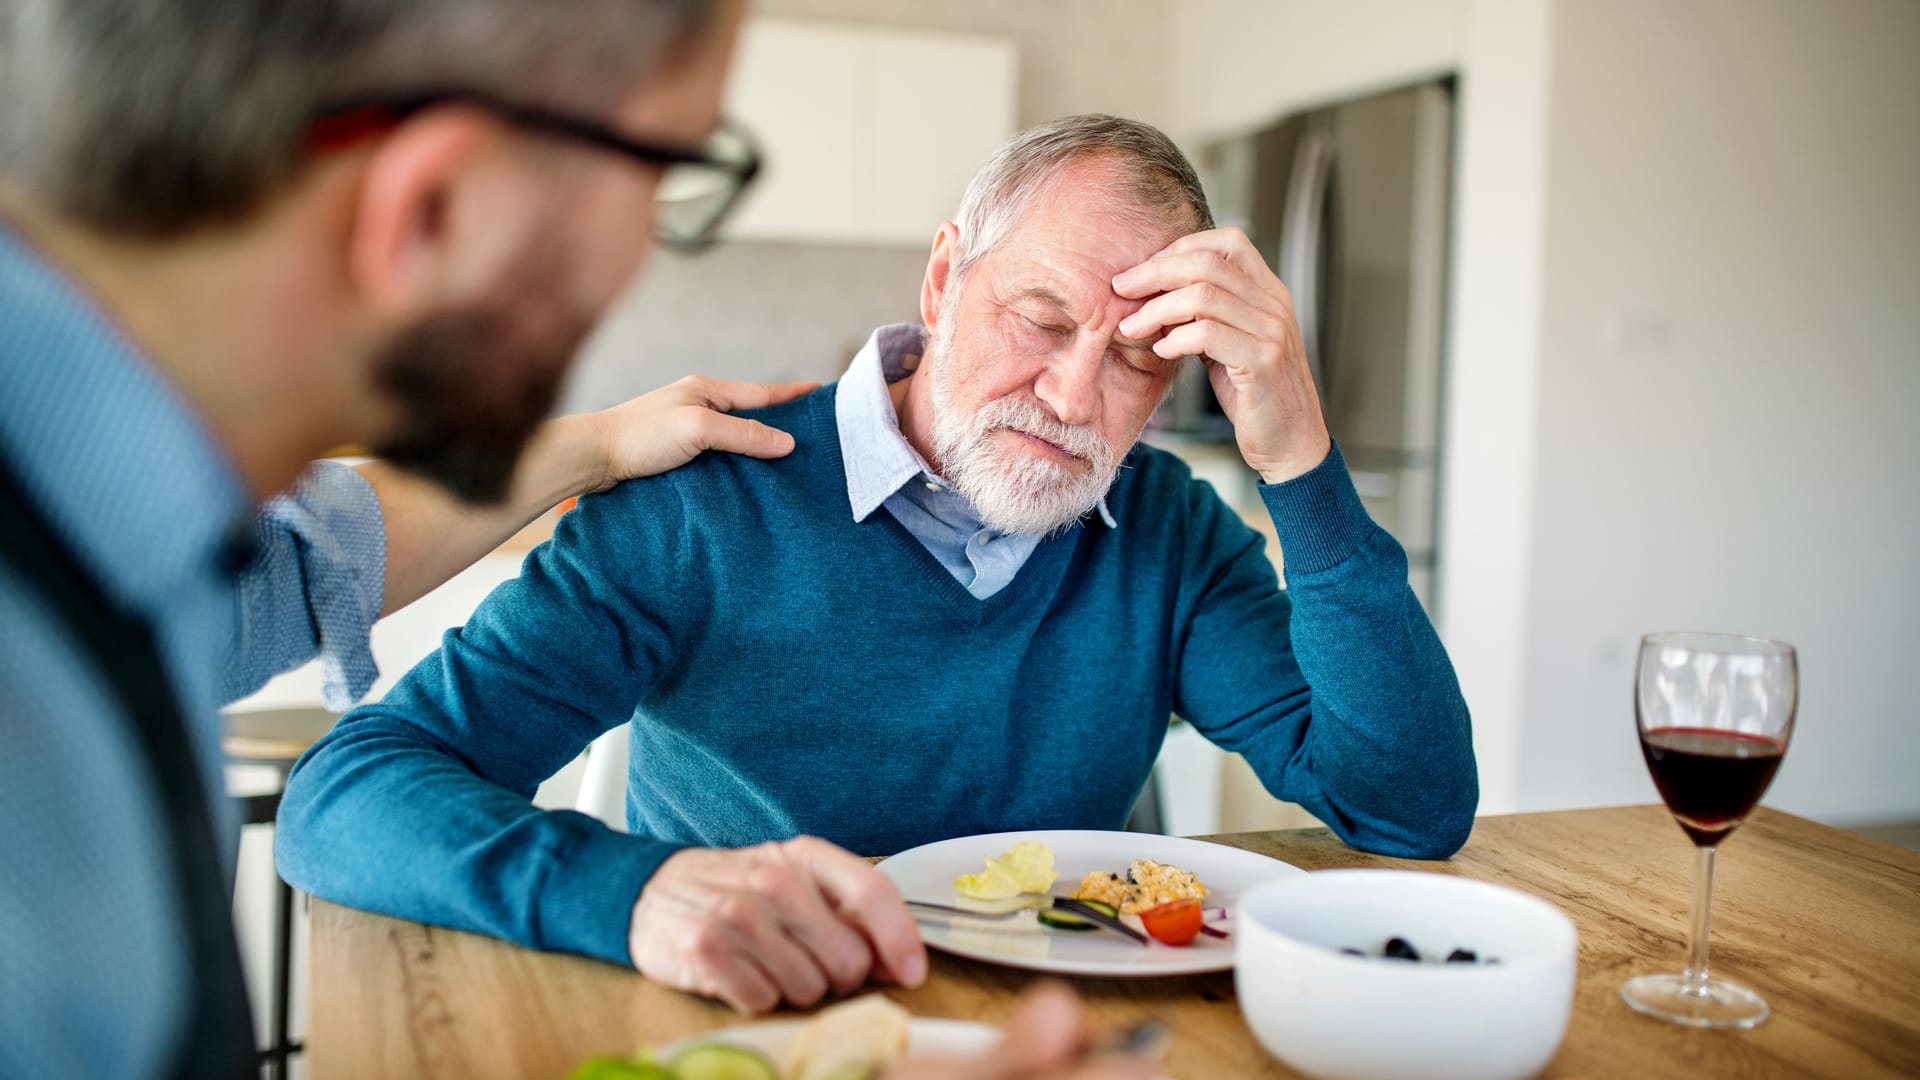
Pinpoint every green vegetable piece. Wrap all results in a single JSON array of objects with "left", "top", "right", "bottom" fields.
[
  {"left": 668, "top": 1043, "right": 781, "bottom": 1080},
  {"left": 1037, "top": 908, "right": 1099, "bottom": 931},
  {"left": 565, "top": 1057, "right": 670, "bottom": 1080}
]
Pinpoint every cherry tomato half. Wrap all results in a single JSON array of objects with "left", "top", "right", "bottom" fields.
[{"left": 1139, "top": 898, "right": 1203, "bottom": 946}]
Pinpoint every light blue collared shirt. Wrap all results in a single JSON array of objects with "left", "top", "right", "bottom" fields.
[
  {"left": 833, "top": 323, "right": 1113, "bottom": 600},
  {"left": 0, "top": 223, "right": 386, "bottom": 1077}
]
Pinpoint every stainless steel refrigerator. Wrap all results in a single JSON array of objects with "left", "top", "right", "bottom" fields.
[{"left": 1170, "top": 79, "right": 1454, "bottom": 616}]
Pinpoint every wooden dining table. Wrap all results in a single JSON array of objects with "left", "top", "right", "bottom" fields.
[{"left": 309, "top": 805, "right": 1920, "bottom": 1078}]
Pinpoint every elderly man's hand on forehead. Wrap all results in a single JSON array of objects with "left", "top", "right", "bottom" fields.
[{"left": 1112, "top": 228, "right": 1332, "bottom": 485}]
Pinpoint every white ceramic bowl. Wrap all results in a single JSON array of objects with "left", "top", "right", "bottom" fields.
[{"left": 1234, "top": 870, "right": 1577, "bottom": 1080}]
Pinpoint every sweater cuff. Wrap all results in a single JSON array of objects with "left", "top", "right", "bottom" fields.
[
  {"left": 537, "top": 813, "right": 688, "bottom": 967},
  {"left": 1256, "top": 441, "right": 1374, "bottom": 576}
]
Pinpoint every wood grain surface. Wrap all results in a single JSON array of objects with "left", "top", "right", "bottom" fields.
[{"left": 309, "top": 806, "right": 1920, "bottom": 1079}]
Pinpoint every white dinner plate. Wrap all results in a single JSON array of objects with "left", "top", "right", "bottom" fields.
[
  {"left": 655, "top": 1016, "right": 997, "bottom": 1066},
  {"left": 879, "top": 829, "right": 1305, "bottom": 977}
]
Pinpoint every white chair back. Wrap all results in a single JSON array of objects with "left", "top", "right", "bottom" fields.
[{"left": 574, "top": 725, "right": 630, "bottom": 831}]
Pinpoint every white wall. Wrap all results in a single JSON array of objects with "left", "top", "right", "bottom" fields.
[
  {"left": 1516, "top": 0, "right": 1920, "bottom": 823},
  {"left": 1165, "top": 0, "right": 1470, "bottom": 140},
  {"left": 1435, "top": 0, "right": 1555, "bottom": 815},
  {"left": 755, "top": 0, "right": 1172, "bottom": 129}
]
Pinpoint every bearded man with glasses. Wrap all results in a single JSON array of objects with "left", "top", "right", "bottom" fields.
[{"left": 1, "top": 0, "right": 892, "bottom": 1075}]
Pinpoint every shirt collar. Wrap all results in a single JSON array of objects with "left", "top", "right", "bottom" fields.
[
  {"left": 832, "top": 323, "right": 1117, "bottom": 529},
  {"left": 0, "top": 222, "right": 253, "bottom": 616},
  {"left": 835, "top": 324, "right": 938, "bottom": 523}
]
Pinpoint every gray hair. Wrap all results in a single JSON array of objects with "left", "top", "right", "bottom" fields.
[
  {"left": 949, "top": 113, "right": 1213, "bottom": 279},
  {"left": 0, "top": 0, "right": 714, "bottom": 236}
]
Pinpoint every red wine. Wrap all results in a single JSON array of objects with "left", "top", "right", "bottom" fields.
[{"left": 1640, "top": 728, "right": 1786, "bottom": 846}]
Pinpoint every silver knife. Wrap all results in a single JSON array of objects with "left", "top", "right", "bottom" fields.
[{"left": 906, "top": 897, "right": 1149, "bottom": 946}]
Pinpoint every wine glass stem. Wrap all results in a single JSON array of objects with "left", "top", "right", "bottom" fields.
[{"left": 1683, "top": 843, "right": 1717, "bottom": 994}]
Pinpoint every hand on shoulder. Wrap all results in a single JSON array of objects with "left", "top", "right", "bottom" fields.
[{"left": 584, "top": 376, "right": 820, "bottom": 494}]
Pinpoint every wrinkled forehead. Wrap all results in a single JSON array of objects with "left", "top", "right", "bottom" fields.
[{"left": 972, "top": 163, "right": 1191, "bottom": 322}]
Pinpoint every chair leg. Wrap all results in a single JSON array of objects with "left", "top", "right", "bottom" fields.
[{"left": 266, "top": 875, "right": 295, "bottom": 1080}]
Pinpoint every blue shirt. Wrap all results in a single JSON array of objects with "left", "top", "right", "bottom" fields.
[
  {"left": 836, "top": 324, "right": 1113, "bottom": 599},
  {"left": 0, "top": 225, "right": 385, "bottom": 1077},
  {"left": 277, "top": 385, "right": 1478, "bottom": 971},
  {"left": 1, "top": 223, "right": 250, "bottom": 1078},
  {"left": 229, "top": 462, "right": 386, "bottom": 710}
]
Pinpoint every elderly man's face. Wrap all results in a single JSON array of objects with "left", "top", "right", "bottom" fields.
[{"left": 921, "top": 162, "right": 1182, "bottom": 534}]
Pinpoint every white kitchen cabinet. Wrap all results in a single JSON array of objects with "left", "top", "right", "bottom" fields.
[{"left": 724, "top": 17, "right": 1017, "bottom": 246}]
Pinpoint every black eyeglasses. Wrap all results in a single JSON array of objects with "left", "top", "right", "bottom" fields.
[{"left": 307, "top": 90, "right": 762, "bottom": 252}]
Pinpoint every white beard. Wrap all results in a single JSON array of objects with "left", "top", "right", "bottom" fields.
[{"left": 925, "top": 328, "right": 1121, "bottom": 536}]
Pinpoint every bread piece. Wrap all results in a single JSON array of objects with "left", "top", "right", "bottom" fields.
[{"left": 782, "top": 995, "right": 912, "bottom": 1080}]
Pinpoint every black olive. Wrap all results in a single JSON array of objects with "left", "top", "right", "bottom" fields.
[
  {"left": 1383, "top": 937, "right": 1420, "bottom": 961},
  {"left": 1446, "top": 948, "right": 1477, "bottom": 964},
  {"left": 1339, "top": 948, "right": 1364, "bottom": 957}
]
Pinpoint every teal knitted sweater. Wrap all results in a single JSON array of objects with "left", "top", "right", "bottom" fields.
[{"left": 278, "top": 386, "right": 1476, "bottom": 967}]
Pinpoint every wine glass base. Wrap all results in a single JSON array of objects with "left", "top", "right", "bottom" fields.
[{"left": 1621, "top": 973, "right": 1769, "bottom": 1029}]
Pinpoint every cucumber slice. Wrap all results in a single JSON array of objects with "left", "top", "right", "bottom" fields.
[
  {"left": 566, "top": 1057, "right": 670, "bottom": 1080},
  {"left": 1037, "top": 908, "right": 1099, "bottom": 931},
  {"left": 668, "top": 1043, "right": 780, "bottom": 1080},
  {"left": 1076, "top": 900, "right": 1120, "bottom": 919}
]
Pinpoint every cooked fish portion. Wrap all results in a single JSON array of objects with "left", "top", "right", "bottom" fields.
[{"left": 1072, "top": 858, "right": 1209, "bottom": 915}]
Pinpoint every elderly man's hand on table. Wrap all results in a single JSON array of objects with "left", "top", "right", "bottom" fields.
[
  {"left": 893, "top": 982, "right": 1162, "bottom": 1080},
  {"left": 628, "top": 837, "right": 927, "bottom": 1015},
  {"left": 1113, "top": 227, "right": 1332, "bottom": 485}
]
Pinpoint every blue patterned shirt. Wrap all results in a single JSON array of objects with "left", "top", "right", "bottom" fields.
[
  {"left": 229, "top": 462, "right": 386, "bottom": 709},
  {"left": 0, "top": 223, "right": 384, "bottom": 1076},
  {"left": 834, "top": 324, "right": 1114, "bottom": 599}
]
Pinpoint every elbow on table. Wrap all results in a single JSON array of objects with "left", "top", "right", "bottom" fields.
[
  {"left": 1336, "top": 773, "right": 1480, "bottom": 861},
  {"left": 1406, "top": 796, "right": 1478, "bottom": 860},
  {"left": 1346, "top": 806, "right": 1475, "bottom": 861},
  {"left": 1387, "top": 707, "right": 1480, "bottom": 859},
  {"left": 270, "top": 730, "right": 348, "bottom": 893},
  {"left": 1404, "top": 755, "right": 1481, "bottom": 859},
  {"left": 1411, "top": 773, "right": 1481, "bottom": 859}
]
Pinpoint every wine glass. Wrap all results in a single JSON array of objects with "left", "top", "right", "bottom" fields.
[{"left": 1623, "top": 632, "right": 1797, "bottom": 1028}]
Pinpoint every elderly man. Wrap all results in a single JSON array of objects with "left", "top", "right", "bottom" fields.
[{"left": 279, "top": 115, "right": 1477, "bottom": 1016}]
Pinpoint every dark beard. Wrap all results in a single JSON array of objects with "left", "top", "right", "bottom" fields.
[{"left": 369, "top": 274, "right": 589, "bottom": 505}]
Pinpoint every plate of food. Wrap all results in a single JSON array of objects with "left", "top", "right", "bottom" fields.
[
  {"left": 569, "top": 996, "right": 996, "bottom": 1080},
  {"left": 879, "top": 829, "right": 1305, "bottom": 977}
]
